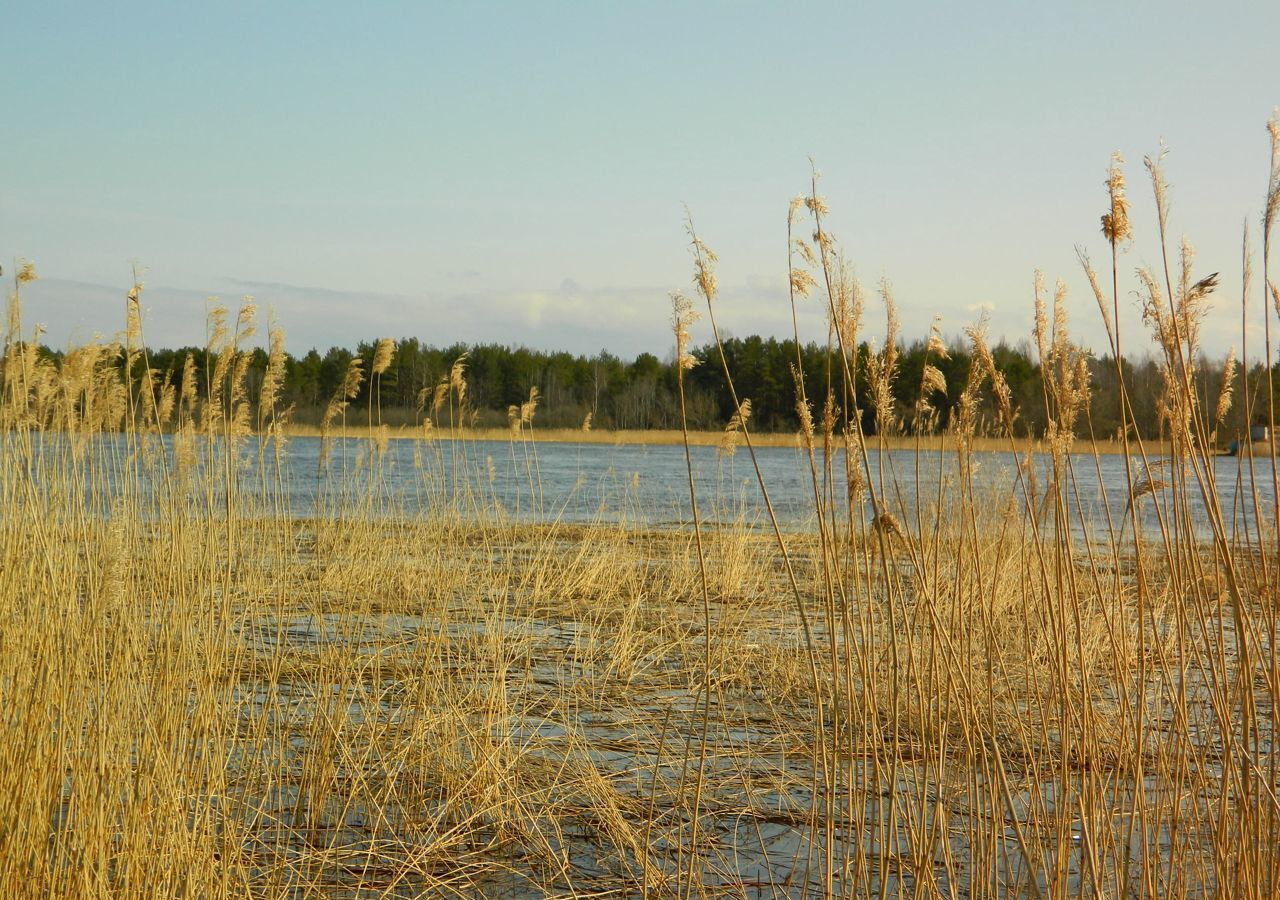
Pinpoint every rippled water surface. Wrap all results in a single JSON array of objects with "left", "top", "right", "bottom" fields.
[{"left": 31, "top": 433, "right": 1279, "bottom": 540}]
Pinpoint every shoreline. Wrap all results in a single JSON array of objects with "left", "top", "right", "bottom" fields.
[{"left": 278, "top": 424, "right": 1177, "bottom": 455}]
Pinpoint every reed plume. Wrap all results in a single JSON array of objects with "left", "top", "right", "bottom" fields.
[
  {"left": 178, "top": 353, "right": 198, "bottom": 419},
  {"left": 791, "top": 363, "right": 814, "bottom": 447},
  {"left": 1102, "top": 152, "right": 1132, "bottom": 245},
  {"left": 1213, "top": 346, "right": 1236, "bottom": 432},
  {"left": 519, "top": 386, "right": 539, "bottom": 426},
  {"left": 371, "top": 338, "right": 395, "bottom": 377},
  {"left": 718, "top": 398, "right": 751, "bottom": 455},
  {"left": 926, "top": 314, "right": 948, "bottom": 360},
  {"left": 449, "top": 352, "right": 469, "bottom": 406},
  {"left": 258, "top": 317, "right": 287, "bottom": 428},
  {"left": 1265, "top": 112, "right": 1279, "bottom": 238},
  {"left": 670, "top": 291, "right": 700, "bottom": 371},
  {"left": 918, "top": 364, "right": 947, "bottom": 415},
  {"left": 864, "top": 280, "right": 900, "bottom": 436},
  {"left": 321, "top": 357, "right": 364, "bottom": 431}
]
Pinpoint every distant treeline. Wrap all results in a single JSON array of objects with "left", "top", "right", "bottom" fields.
[{"left": 29, "top": 334, "right": 1280, "bottom": 441}]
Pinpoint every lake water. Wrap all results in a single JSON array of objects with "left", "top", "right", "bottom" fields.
[{"left": 23, "top": 433, "right": 1277, "bottom": 543}]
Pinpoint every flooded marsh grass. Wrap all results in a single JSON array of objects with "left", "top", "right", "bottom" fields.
[{"left": 3, "top": 483, "right": 1276, "bottom": 896}]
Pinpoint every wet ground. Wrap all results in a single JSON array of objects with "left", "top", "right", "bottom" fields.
[{"left": 191, "top": 529, "right": 1272, "bottom": 897}]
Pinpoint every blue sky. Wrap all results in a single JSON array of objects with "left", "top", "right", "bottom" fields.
[{"left": 4, "top": 2, "right": 1278, "bottom": 359}]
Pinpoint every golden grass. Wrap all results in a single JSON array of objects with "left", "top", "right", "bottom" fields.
[
  {"left": 2, "top": 116, "right": 1279, "bottom": 897},
  {"left": 1, "top": 424, "right": 1271, "bottom": 896}
]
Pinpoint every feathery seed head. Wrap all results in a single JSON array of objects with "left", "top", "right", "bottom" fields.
[
  {"left": 1051, "top": 279, "right": 1069, "bottom": 355},
  {"left": 864, "top": 284, "right": 901, "bottom": 435},
  {"left": 872, "top": 511, "right": 905, "bottom": 541},
  {"left": 690, "top": 239, "right": 717, "bottom": 303},
  {"left": 812, "top": 229, "right": 836, "bottom": 254},
  {"left": 989, "top": 369, "right": 1013, "bottom": 426},
  {"left": 1077, "top": 248, "right": 1114, "bottom": 346},
  {"left": 206, "top": 300, "right": 229, "bottom": 345},
  {"left": 258, "top": 319, "right": 287, "bottom": 419},
  {"left": 179, "top": 353, "right": 198, "bottom": 414},
  {"left": 719, "top": 399, "right": 751, "bottom": 456},
  {"left": 430, "top": 380, "right": 450, "bottom": 416},
  {"left": 790, "top": 363, "right": 814, "bottom": 444},
  {"left": 795, "top": 397, "right": 814, "bottom": 444},
  {"left": 879, "top": 279, "right": 899, "bottom": 353},
  {"left": 1137, "top": 267, "right": 1173, "bottom": 351},
  {"left": 787, "top": 195, "right": 805, "bottom": 225},
  {"left": 125, "top": 287, "right": 143, "bottom": 344},
  {"left": 1032, "top": 271, "right": 1048, "bottom": 363},
  {"left": 836, "top": 262, "right": 863, "bottom": 351},
  {"left": 820, "top": 391, "right": 837, "bottom": 440},
  {"left": 847, "top": 453, "right": 867, "bottom": 506},
  {"left": 926, "top": 368, "right": 947, "bottom": 401},
  {"left": 519, "top": 385, "right": 539, "bottom": 425},
  {"left": 1127, "top": 461, "right": 1169, "bottom": 516},
  {"left": 321, "top": 357, "right": 364, "bottom": 430},
  {"left": 804, "top": 194, "right": 829, "bottom": 217},
  {"left": 1214, "top": 346, "right": 1236, "bottom": 427},
  {"left": 234, "top": 298, "right": 257, "bottom": 345},
  {"left": 926, "top": 315, "right": 949, "bottom": 360},
  {"left": 1101, "top": 153, "right": 1132, "bottom": 245},
  {"left": 1173, "top": 242, "right": 1217, "bottom": 355},
  {"left": 793, "top": 237, "right": 817, "bottom": 268},
  {"left": 449, "top": 352, "right": 468, "bottom": 397},
  {"left": 341, "top": 357, "right": 364, "bottom": 399},
  {"left": 444, "top": 355, "right": 469, "bottom": 410},
  {"left": 789, "top": 267, "right": 817, "bottom": 298},
  {"left": 156, "top": 371, "right": 177, "bottom": 427},
  {"left": 1266, "top": 111, "right": 1280, "bottom": 234},
  {"left": 371, "top": 338, "right": 395, "bottom": 377},
  {"left": 1144, "top": 147, "right": 1172, "bottom": 231},
  {"left": 670, "top": 291, "right": 700, "bottom": 371},
  {"left": 965, "top": 318, "right": 995, "bottom": 380}
]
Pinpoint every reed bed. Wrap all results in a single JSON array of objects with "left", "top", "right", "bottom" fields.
[{"left": 2, "top": 118, "right": 1279, "bottom": 898}]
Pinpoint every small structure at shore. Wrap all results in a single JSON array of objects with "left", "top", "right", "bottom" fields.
[{"left": 1226, "top": 426, "right": 1275, "bottom": 456}]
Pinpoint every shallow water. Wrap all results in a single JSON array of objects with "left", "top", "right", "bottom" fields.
[{"left": 222, "top": 582, "right": 1244, "bottom": 898}]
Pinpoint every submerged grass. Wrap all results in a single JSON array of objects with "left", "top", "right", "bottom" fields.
[{"left": 2, "top": 117, "right": 1280, "bottom": 897}]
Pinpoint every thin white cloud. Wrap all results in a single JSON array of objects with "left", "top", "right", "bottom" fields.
[{"left": 18, "top": 273, "right": 1132, "bottom": 361}]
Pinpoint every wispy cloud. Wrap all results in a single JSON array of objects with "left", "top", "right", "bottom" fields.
[
  {"left": 13, "top": 273, "right": 1137, "bottom": 360},
  {"left": 21, "top": 276, "right": 786, "bottom": 358}
]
